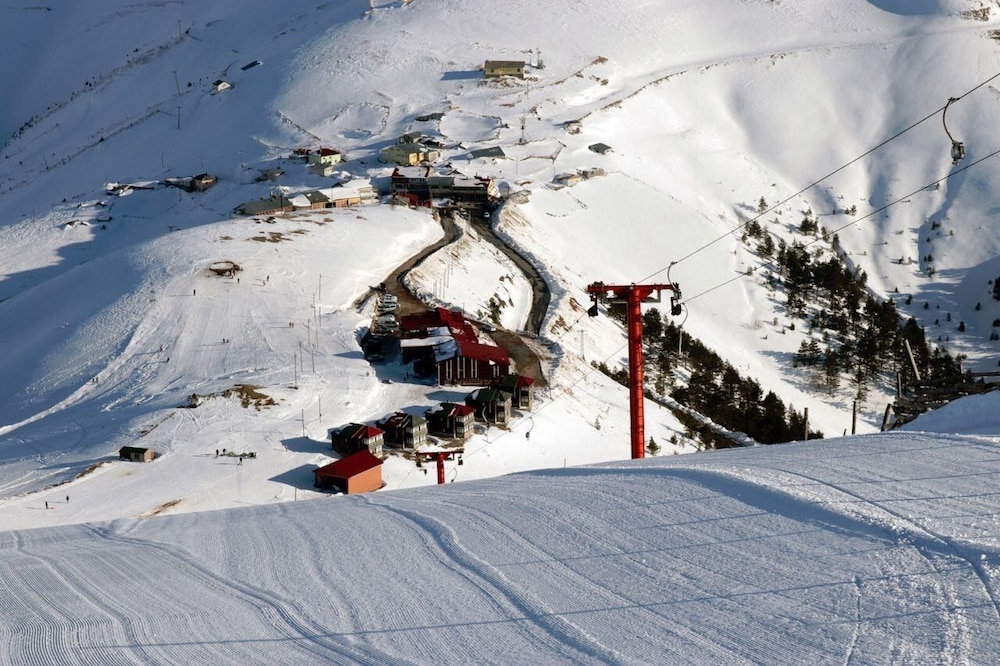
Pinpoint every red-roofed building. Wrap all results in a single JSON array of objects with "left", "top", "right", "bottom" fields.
[
  {"left": 492, "top": 374, "right": 536, "bottom": 411},
  {"left": 400, "top": 308, "right": 477, "bottom": 342},
  {"left": 307, "top": 147, "right": 343, "bottom": 166},
  {"left": 466, "top": 387, "right": 512, "bottom": 425},
  {"left": 313, "top": 450, "right": 383, "bottom": 494},
  {"left": 401, "top": 308, "right": 510, "bottom": 385},
  {"left": 437, "top": 339, "right": 510, "bottom": 386},
  {"left": 329, "top": 423, "right": 384, "bottom": 456},
  {"left": 376, "top": 411, "right": 428, "bottom": 451},
  {"left": 425, "top": 402, "right": 476, "bottom": 441}
]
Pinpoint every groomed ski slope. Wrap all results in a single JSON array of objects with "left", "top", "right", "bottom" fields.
[{"left": 2, "top": 424, "right": 999, "bottom": 664}]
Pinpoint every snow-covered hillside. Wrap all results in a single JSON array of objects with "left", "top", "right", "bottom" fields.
[
  {"left": 3, "top": 0, "right": 1000, "bottom": 661},
  {"left": 2, "top": 0, "right": 1000, "bottom": 526}
]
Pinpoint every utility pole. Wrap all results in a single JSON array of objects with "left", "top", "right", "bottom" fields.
[
  {"left": 587, "top": 281, "right": 682, "bottom": 459},
  {"left": 173, "top": 70, "right": 181, "bottom": 96},
  {"left": 176, "top": 106, "right": 181, "bottom": 131}
]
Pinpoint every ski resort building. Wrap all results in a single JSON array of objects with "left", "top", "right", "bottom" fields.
[
  {"left": 424, "top": 403, "right": 476, "bottom": 441},
  {"left": 400, "top": 308, "right": 510, "bottom": 385},
  {"left": 491, "top": 374, "right": 535, "bottom": 411},
  {"left": 465, "top": 387, "right": 512, "bottom": 425},
  {"left": 119, "top": 446, "right": 155, "bottom": 462},
  {"left": 329, "top": 423, "right": 384, "bottom": 456},
  {"left": 377, "top": 412, "right": 429, "bottom": 451},
  {"left": 483, "top": 60, "right": 525, "bottom": 79},
  {"left": 313, "top": 451, "right": 383, "bottom": 494}
]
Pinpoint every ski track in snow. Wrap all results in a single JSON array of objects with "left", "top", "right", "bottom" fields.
[
  {"left": 365, "top": 495, "right": 625, "bottom": 664},
  {"left": 662, "top": 465, "right": 992, "bottom": 664},
  {"left": 78, "top": 523, "right": 396, "bottom": 664}
]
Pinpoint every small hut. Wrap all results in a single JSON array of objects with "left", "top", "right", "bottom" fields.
[{"left": 119, "top": 446, "right": 154, "bottom": 462}]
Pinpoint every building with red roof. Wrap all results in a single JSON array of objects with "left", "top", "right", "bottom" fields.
[
  {"left": 313, "top": 450, "right": 383, "bottom": 494},
  {"left": 376, "top": 411, "right": 429, "bottom": 451},
  {"left": 491, "top": 374, "right": 536, "bottom": 411},
  {"left": 424, "top": 402, "right": 476, "bottom": 441},
  {"left": 401, "top": 308, "right": 510, "bottom": 385},
  {"left": 329, "top": 422, "right": 384, "bottom": 456}
]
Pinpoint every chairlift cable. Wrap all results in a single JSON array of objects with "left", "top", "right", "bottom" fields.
[
  {"left": 635, "top": 69, "right": 1000, "bottom": 286},
  {"left": 678, "top": 146, "right": 1000, "bottom": 306}
]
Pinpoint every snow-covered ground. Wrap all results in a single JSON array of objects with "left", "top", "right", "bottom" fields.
[
  {"left": 4, "top": 420, "right": 1000, "bottom": 664},
  {"left": 3, "top": 0, "right": 1000, "bottom": 659}
]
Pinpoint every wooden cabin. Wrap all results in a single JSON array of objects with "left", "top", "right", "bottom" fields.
[
  {"left": 329, "top": 423, "right": 384, "bottom": 456},
  {"left": 465, "top": 387, "right": 512, "bottom": 425},
  {"left": 377, "top": 412, "right": 429, "bottom": 451},
  {"left": 425, "top": 403, "right": 475, "bottom": 441}
]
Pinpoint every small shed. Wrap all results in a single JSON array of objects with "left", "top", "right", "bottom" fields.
[
  {"left": 425, "top": 403, "right": 475, "bottom": 441},
  {"left": 416, "top": 112, "right": 445, "bottom": 122},
  {"left": 313, "top": 451, "right": 383, "bottom": 494},
  {"left": 554, "top": 172, "right": 583, "bottom": 187},
  {"left": 330, "top": 423, "right": 384, "bottom": 456},
  {"left": 588, "top": 142, "right": 613, "bottom": 155},
  {"left": 377, "top": 412, "right": 429, "bottom": 451},
  {"left": 190, "top": 173, "right": 217, "bottom": 192},
  {"left": 468, "top": 146, "right": 506, "bottom": 160},
  {"left": 466, "top": 387, "right": 512, "bottom": 425},
  {"left": 119, "top": 446, "right": 154, "bottom": 462},
  {"left": 212, "top": 79, "right": 232, "bottom": 93},
  {"left": 484, "top": 60, "right": 525, "bottom": 79},
  {"left": 398, "top": 131, "right": 425, "bottom": 144}
]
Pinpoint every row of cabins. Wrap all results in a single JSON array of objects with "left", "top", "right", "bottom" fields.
[
  {"left": 329, "top": 374, "right": 536, "bottom": 458},
  {"left": 234, "top": 179, "right": 376, "bottom": 216},
  {"left": 316, "top": 373, "right": 534, "bottom": 494}
]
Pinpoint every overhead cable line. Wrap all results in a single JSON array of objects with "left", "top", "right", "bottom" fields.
[
  {"left": 679, "top": 146, "right": 1000, "bottom": 306},
  {"left": 636, "top": 69, "right": 1000, "bottom": 285}
]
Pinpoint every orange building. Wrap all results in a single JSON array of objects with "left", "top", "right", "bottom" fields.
[{"left": 313, "top": 451, "right": 383, "bottom": 494}]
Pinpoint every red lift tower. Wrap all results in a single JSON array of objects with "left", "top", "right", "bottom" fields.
[
  {"left": 586, "top": 281, "right": 682, "bottom": 460},
  {"left": 414, "top": 448, "right": 464, "bottom": 485}
]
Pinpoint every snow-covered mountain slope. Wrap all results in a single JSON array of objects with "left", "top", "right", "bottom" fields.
[
  {"left": 2, "top": 0, "right": 1000, "bottom": 523},
  {"left": 3, "top": 428, "right": 999, "bottom": 663}
]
